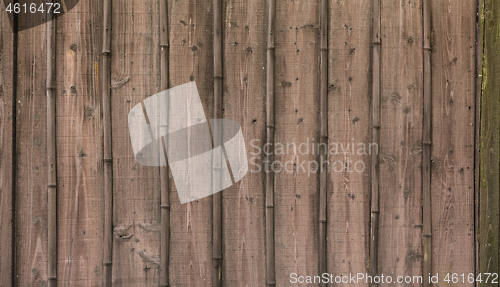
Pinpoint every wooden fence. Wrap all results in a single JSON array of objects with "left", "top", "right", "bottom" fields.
[{"left": 0, "top": 0, "right": 499, "bottom": 286}]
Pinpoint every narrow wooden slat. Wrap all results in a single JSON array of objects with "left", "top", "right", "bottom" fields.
[
  {"left": 14, "top": 10, "right": 48, "bottom": 287},
  {"left": 213, "top": 0, "right": 223, "bottom": 286},
  {"left": 169, "top": 0, "right": 213, "bottom": 284},
  {"left": 328, "top": 1, "right": 371, "bottom": 282},
  {"left": 46, "top": 10, "right": 57, "bottom": 287},
  {"left": 102, "top": 0, "right": 113, "bottom": 285},
  {"left": 378, "top": 1, "right": 423, "bottom": 286},
  {"left": 221, "top": 0, "right": 267, "bottom": 284},
  {"left": 430, "top": 0, "right": 475, "bottom": 283},
  {"left": 54, "top": 0, "right": 105, "bottom": 284},
  {"left": 0, "top": 7, "right": 17, "bottom": 287},
  {"left": 478, "top": 0, "right": 500, "bottom": 281},
  {"left": 318, "top": 0, "right": 328, "bottom": 284},
  {"left": 266, "top": 0, "right": 276, "bottom": 285},
  {"left": 274, "top": 0, "right": 319, "bottom": 285},
  {"left": 370, "top": 0, "right": 380, "bottom": 284},
  {"left": 159, "top": 1, "right": 170, "bottom": 286}
]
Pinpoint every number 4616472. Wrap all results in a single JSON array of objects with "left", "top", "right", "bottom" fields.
[{"left": 5, "top": 3, "right": 61, "bottom": 14}]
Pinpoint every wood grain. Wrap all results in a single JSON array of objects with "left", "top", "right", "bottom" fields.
[
  {"left": 430, "top": 0, "right": 476, "bottom": 283},
  {"left": 478, "top": 0, "right": 500, "bottom": 281},
  {"left": 221, "top": 0, "right": 267, "bottom": 285},
  {"left": 328, "top": 0, "right": 371, "bottom": 283},
  {"left": 378, "top": 0, "right": 423, "bottom": 286},
  {"left": 14, "top": 13, "right": 49, "bottom": 287},
  {"left": 168, "top": 0, "right": 214, "bottom": 285},
  {"left": 55, "top": 1, "right": 104, "bottom": 285},
  {"left": 273, "top": 0, "right": 319, "bottom": 284},
  {"left": 0, "top": 3, "right": 16, "bottom": 286},
  {"left": 110, "top": 0, "right": 161, "bottom": 285}
]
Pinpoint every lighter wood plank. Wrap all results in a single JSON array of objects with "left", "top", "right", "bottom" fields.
[
  {"left": 168, "top": 0, "right": 214, "bottom": 285},
  {"left": 110, "top": 0, "right": 161, "bottom": 285},
  {"left": 273, "top": 0, "right": 319, "bottom": 284},
  {"left": 55, "top": 1, "right": 104, "bottom": 285},
  {"left": 221, "top": 0, "right": 267, "bottom": 285},
  {"left": 430, "top": 0, "right": 476, "bottom": 283},
  {"left": 328, "top": 1, "right": 371, "bottom": 284},
  {"left": 378, "top": 0, "right": 423, "bottom": 286}
]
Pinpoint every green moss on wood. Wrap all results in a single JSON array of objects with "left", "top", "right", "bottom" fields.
[{"left": 478, "top": 0, "right": 500, "bottom": 285}]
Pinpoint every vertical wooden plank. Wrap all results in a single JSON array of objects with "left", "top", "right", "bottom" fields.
[
  {"left": 221, "top": 0, "right": 267, "bottom": 285},
  {"left": 0, "top": 4, "right": 16, "bottom": 286},
  {"left": 378, "top": 0, "right": 423, "bottom": 286},
  {"left": 159, "top": 0, "right": 170, "bottom": 286},
  {"left": 110, "top": 0, "right": 161, "bottom": 285},
  {"left": 478, "top": 0, "right": 500, "bottom": 281},
  {"left": 169, "top": 0, "right": 214, "bottom": 285},
  {"left": 430, "top": 0, "right": 476, "bottom": 283},
  {"left": 14, "top": 11, "right": 48, "bottom": 287},
  {"left": 55, "top": 0, "right": 104, "bottom": 285},
  {"left": 328, "top": 0, "right": 371, "bottom": 283},
  {"left": 46, "top": 11, "right": 57, "bottom": 287},
  {"left": 273, "top": 0, "right": 319, "bottom": 284}
]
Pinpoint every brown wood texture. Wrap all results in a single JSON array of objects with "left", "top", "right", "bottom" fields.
[
  {"left": 378, "top": 0, "right": 423, "bottom": 286},
  {"left": 0, "top": 0, "right": 483, "bottom": 285},
  {"left": 328, "top": 0, "right": 371, "bottom": 283},
  {"left": 14, "top": 12, "right": 49, "bottom": 287},
  {"left": 273, "top": 0, "right": 319, "bottom": 285},
  {"left": 168, "top": 0, "right": 214, "bottom": 286},
  {"left": 55, "top": 1, "right": 104, "bottom": 285},
  {"left": 430, "top": 0, "right": 476, "bottom": 283},
  {"left": 0, "top": 4, "right": 16, "bottom": 286},
  {"left": 109, "top": 0, "right": 161, "bottom": 285},
  {"left": 221, "top": 0, "right": 267, "bottom": 285}
]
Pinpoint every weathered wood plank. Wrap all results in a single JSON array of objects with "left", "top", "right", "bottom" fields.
[
  {"left": 110, "top": 0, "right": 161, "bottom": 285},
  {"left": 378, "top": 0, "right": 423, "bottom": 286},
  {"left": 478, "top": 0, "right": 500, "bottom": 282},
  {"left": 222, "top": 0, "right": 267, "bottom": 283},
  {"left": 54, "top": 1, "right": 104, "bottom": 285},
  {"left": 14, "top": 15, "right": 49, "bottom": 287},
  {"left": 221, "top": 0, "right": 267, "bottom": 285},
  {"left": 0, "top": 4, "right": 16, "bottom": 286},
  {"left": 168, "top": 0, "right": 214, "bottom": 285},
  {"left": 430, "top": 0, "right": 476, "bottom": 283},
  {"left": 328, "top": 0, "right": 371, "bottom": 283},
  {"left": 273, "top": 0, "right": 319, "bottom": 284}
]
